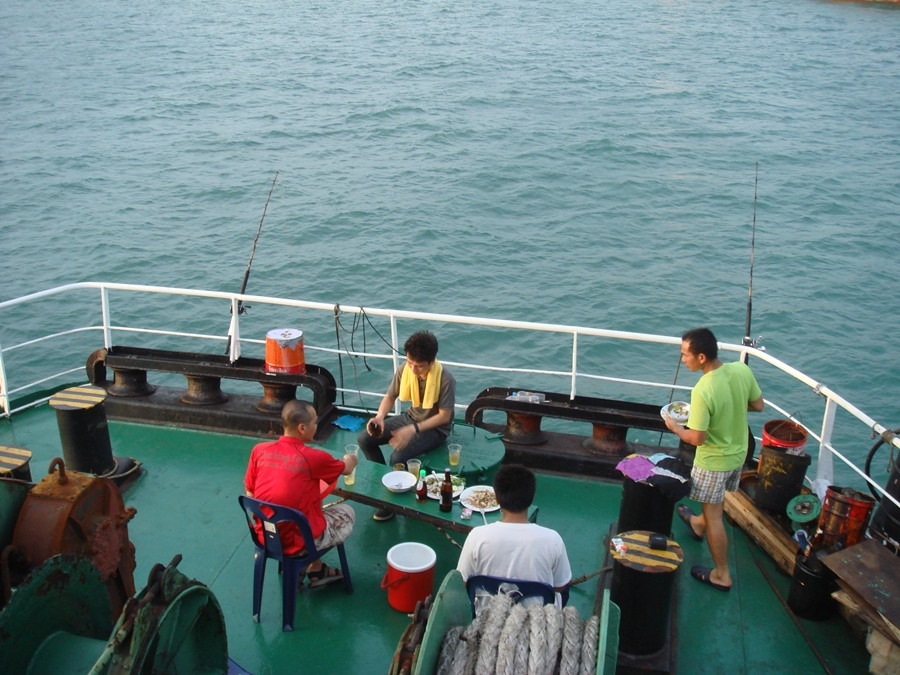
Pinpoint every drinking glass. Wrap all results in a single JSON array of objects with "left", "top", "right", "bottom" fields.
[
  {"left": 344, "top": 444, "right": 359, "bottom": 486},
  {"left": 448, "top": 444, "right": 462, "bottom": 467},
  {"left": 407, "top": 458, "right": 421, "bottom": 477}
]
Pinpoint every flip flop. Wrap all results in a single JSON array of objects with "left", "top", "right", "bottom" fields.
[
  {"left": 677, "top": 504, "right": 703, "bottom": 541},
  {"left": 307, "top": 563, "right": 344, "bottom": 588},
  {"left": 691, "top": 566, "right": 731, "bottom": 592}
]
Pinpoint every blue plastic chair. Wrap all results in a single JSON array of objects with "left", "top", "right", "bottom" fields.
[
  {"left": 464, "top": 575, "right": 559, "bottom": 612},
  {"left": 238, "top": 495, "right": 353, "bottom": 631}
]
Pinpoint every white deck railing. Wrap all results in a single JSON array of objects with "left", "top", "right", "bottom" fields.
[{"left": 1, "top": 281, "right": 898, "bottom": 513}]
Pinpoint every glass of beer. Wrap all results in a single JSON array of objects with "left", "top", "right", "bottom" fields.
[
  {"left": 344, "top": 444, "right": 359, "bottom": 486},
  {"left": 407, "top": 458, "right": 421, "bottom": 477},
  {"left": 448, "top": 444, "right": 462, "bottom": 467}
]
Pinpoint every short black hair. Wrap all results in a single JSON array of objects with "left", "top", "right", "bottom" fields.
[
  {"left": 682, "top": 327, "right": 718, "bottom": 361},
  {"left": 492, "top": 464, "right": 536, "bottom": 513},
  {"left": 282, "top": 399, "right": 316, "bottom": 428},
  {"left": 404, "top": 331, "right": 439, "bottom": 362}
]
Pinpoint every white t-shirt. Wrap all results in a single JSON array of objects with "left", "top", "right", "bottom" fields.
[{"left": 456, "top": 522, "right": 573, "bottom": 590}]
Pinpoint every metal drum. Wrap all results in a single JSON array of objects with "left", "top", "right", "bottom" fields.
[{"left": 609, "top": 530, "right": 683, "bottom": 656}]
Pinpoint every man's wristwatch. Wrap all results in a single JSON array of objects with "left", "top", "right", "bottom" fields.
[{"left": 412, "top": 421, "right": 420, "bottom": 434}]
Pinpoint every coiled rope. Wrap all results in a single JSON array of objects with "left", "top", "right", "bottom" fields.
[{"left": 435, "top": 593, "right": 599, "bottom": 675}]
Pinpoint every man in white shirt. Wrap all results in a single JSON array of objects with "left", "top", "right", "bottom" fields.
[{"left": 456, "top": 464, "right": 572, "bottom": 606}]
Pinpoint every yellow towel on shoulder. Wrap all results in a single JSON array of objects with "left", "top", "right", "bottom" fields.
[{"left": 399, "top": 360, "right": 442, "bottom": 409}]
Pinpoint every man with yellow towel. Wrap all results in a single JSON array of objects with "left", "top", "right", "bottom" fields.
[{"left": 358, "top": 331, "right": 456, "bottom": 521}]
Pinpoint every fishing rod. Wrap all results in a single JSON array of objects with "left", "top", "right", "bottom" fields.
[
  {"left": 741, "top": 163, "right": 759, "bottom": 362},
  {"left": 237, "top": 171, "right": 279, "bottom": 316},
  {"left": 225, "top": 171, "right": 279, "bottom": 356}
]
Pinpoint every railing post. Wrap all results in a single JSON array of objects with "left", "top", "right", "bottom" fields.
[
  {"left": 389, "top": 315, "right": 400, "bottom": 415},
  {"left": 228, "top": 297, "right": 242, "bottom": 363},
  {"left": 0, "top": 337, "right": 9, "bottom": 417},
  {"left": 570, "top": 331, "right": 579, "bottom": 400},
  {"left": 812, "top": 398, "right": 838, "bottom": 497},
  {"left": 101, "top": 286, "right": 113, "bottom": 348}
]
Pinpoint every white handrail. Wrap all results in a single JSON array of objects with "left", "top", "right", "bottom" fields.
[{"left": 1, "top": 281, "right": 898, "bottom": 514}]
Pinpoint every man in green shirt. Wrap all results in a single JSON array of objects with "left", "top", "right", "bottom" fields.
[{"left": 665, "top": 327, "right": 764, "bottom": 592}]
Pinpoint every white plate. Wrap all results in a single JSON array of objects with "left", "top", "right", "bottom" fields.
[
  {"left": 382, "top": 470, "right": 417, "bottom": 493},
  {"left": 660, "top": 401, "right": 690, "bottom": 424},
  {"left": 424, "top": 473, "right": 465, "bottom": 500},
  {"left": 459, "top": 485, "right": 500, "bottom": 512}
]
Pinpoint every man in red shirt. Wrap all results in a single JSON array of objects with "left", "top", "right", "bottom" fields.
[{"left": 245, "top": 400, "right": 357, "bottom": 587}]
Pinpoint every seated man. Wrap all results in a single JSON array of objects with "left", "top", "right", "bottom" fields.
[
  {"left": 245, "top": 400, "right": 357, "bottom": 587},
  {"left": 358, "top": 330, "right": 456, "bottom": 521},
  {"left": 456, "top": 464, "right": 572, "bottom": 607}
]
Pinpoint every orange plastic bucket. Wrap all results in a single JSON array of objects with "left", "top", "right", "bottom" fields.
[
  {"left": 380, "top": 542, "right": 436, "bottom": 612},
  {"left": 264, "top": 328, "right": 306, "bottom": 374},
  {"left": 762, "top": 419, "right": 808, "bottom": 452}
]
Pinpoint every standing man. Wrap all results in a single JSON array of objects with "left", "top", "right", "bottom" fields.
[
  {"left": 664, "top": 327, "right": 764, "bottom": 592},
  {"left": 245, "top": 400, "right": 357, "bottom": 587},
  {"left": 456, "top": 464, "right": 572, "bottom": 608},
  {"left": 358, "top": 331, "right": 456, "bottom": 521}
]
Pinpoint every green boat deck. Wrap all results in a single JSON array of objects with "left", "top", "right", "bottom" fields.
[{"left": 0, "top": 404, "right": 871, "bottom": 674}]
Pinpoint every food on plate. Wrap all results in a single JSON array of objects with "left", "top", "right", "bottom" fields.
[
  {"left": 424, "top": 473, "right": 465, "bottom": 499},
  {"left": 669, "top": 401, "right": 689, "bottom": 417},
  {"left": 465, "top": 487, "right": 499, "bottom": 510}
]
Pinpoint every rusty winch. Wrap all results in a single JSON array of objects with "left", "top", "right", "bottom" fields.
[{"left": 9, "top": 457, "right": 137, "bottom": 616}]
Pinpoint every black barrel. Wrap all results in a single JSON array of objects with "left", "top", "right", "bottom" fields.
[
  {"left": 755, "top": 445, "right": 811, "bottom": 512},
  {"left": 869, "top": 450, "right": 900, "bottom": 551},
  {"left": 609, "top": 530, "right": 683, "bottom": 656},
  {"left": 617, "top": 476, "right": 675, "bottom": 536},
  {"left": 787, "top": 551, "right": 836, "bottom": 621},
  {"left": 0, "top": 444, "right": 33, "bottom": 481},
  {"left": 50, "top": 385, "right": 115, "bottom": 475}
]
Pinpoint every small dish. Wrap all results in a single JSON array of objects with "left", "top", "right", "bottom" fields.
[
  {"left": 381, "top": 470, "right": 417, "bottom": 493},
  {"left": 661, "top": 401, "right": 691, "bottom": 424}
]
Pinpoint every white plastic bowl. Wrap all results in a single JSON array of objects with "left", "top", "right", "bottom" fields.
[{"left": 382, "top": 470, "right": 417, "bottom": 493}]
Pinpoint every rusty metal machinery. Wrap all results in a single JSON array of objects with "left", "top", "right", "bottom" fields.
[
  {"left": 11, "top": 458, "right": 137, "bottom": 617},
  {"left": 0, "top": 553, "right": 228, "bottom": 674}
]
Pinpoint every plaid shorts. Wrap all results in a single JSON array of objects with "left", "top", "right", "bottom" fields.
[
  {"left": 316, "top": 503, "right": 355, "bottom": 549},
  {"left": 689, "top": 466, "right": 741, "bottom": 504}
]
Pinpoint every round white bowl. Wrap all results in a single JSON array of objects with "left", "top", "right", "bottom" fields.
[{"left": 382, "top": 470, "right": 417, "bottom": 493}]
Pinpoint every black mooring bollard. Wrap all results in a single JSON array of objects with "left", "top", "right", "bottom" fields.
[{"left": 49, "top": 385, "right": 115, "bottom": 475}]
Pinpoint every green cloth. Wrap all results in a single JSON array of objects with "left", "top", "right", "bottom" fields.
[{"left": 688, "top": 361, "right": 762, "bottom": 472}]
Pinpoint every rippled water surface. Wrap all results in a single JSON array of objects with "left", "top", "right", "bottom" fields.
[{"left": 2, "top": 0, "right": 899, "bottom": 454}]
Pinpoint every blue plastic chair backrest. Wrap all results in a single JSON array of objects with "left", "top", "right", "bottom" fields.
[
  {"left": 465, "top": 575, "right": 556, "bottom": 608},
  {"left": 238, "top": 495, "right": 320, "bottom": 561}
]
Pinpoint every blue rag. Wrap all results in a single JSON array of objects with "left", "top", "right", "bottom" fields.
[{"left": 332, "top": 414, "right": 366, "bottom": 432}]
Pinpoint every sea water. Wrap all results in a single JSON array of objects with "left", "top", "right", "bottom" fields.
[{"left": 1, "top": 0, "right": 899, "bottom": 470}]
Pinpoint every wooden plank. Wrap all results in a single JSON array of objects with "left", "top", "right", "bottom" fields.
[
  {"left": 822, "top": 538, "right": 900, "bottom": 631},
  {"left": 833, "top": 582, "right": 900, "bottom": 645},
  {"left": 724, "top": 489, "right": 798, "bottom": 575}
]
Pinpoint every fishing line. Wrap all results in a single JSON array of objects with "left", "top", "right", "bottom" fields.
[
  {"left": 332, "top": 306, "right": 394, "bottom": 413},
  {"left": 657, "top": 355, "right": 684, "bottom": 447}
]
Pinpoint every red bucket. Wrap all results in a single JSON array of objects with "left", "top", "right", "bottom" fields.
[
  {"left": 762, "top": 419, "right": 808, "bottom": 452},
  {"left": 380, "top": 542, "right": 436, "bottom": 612},
  {"left": 264, "top": 328, "right": 306, "bottom": 374}
]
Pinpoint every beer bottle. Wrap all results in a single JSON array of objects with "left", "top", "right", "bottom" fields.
[
  {"left": 415, "top": 469, "right": 428, "bottom": 502},
  {"left": 440, "top": 468, "right": 453, "bottom": 512}
]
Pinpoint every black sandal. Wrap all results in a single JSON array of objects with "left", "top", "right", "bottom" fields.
[
  {"left": 306, "top": 563, "right": 344, "bottom": 588},
  {"left": 677, "top": 504, "right": 703, "bottom": 541}
]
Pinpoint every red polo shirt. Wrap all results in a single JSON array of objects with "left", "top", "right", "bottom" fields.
[{"left": 244, "top": 435, "right": 345, "bottom": 554}]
